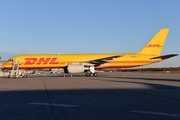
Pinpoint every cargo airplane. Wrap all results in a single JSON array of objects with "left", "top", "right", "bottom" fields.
[{"left": 2, "top": 28, "right": 178, "bottom": 77}]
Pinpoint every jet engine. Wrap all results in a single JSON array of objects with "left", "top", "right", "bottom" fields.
[{"left": 64, "top": 64, "right": 87, "bottom": 73}]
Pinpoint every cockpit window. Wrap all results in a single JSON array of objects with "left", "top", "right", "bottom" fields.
[{"left": 8, "top": 59, "right": 13, "bottom": 62}]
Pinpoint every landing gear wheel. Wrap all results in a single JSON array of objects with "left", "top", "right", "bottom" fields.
[
  {"left": 23, "top": 75, "right": 27, "bottom": 78},
  {"left": 86, "top": 73, "right": 90, "bottom": 77},
  {"left": 86, "top": 72, "right": 98, "bottom": 77},
  {"left": 90, "top": 73, "right": 94, "bottom": 77},
  {"left": 93, "top": 73, "right": 98, "bottom": 77}
]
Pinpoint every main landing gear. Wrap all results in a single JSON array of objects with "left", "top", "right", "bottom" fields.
[
  {"left": 86, "top": 72, "right": 98, "bottom": 77},
  {"left": 85, "top": 66, "right": 98, "bottom": 77}
]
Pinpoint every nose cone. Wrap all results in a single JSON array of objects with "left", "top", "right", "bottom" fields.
[{"left": 2, "top": 62, "right": 13, "bottom": 69}]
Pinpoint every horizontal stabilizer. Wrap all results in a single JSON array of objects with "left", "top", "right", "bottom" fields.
[{"left": 150, "top": 54, "right": 178, "bottom": 60}]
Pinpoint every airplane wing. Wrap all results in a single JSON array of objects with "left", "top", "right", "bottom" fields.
[
  {"left": 81, "top": 55, "right": 122, "bottom": 67},
  {"left": 150, "top": 54, "right": 178, "bottom": 60}
]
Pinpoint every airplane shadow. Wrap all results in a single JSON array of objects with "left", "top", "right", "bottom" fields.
[{"left": 0, "top": 77, "right": 180, "bottom": 120}]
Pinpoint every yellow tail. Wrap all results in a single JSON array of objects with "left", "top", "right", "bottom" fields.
[{"left": 138, "top": 28, "right": 169, "bottom": 55}]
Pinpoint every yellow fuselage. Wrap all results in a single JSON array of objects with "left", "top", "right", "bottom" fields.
[{"left": 2, "top": 53, "right": 162, "bottom": 69}]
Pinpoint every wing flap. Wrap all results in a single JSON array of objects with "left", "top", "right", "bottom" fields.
[{"left": 82, "top": 55, "right": 122, "bottom": 66}]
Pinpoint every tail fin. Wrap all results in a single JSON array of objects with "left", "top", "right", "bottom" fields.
[{"left": 137, "top": 28, "right": 169, "bottom": 55}]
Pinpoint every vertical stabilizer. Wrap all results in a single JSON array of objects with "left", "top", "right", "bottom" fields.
[{"left": 138, "top": 28, "right": 169, "bottom": 55}]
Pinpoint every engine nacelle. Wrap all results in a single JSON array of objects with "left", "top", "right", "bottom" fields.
[{"left": 64, "top": 64, "right": 85, "bottom": 73}]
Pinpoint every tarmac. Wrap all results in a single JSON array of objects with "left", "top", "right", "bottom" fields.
[{"left": 0, "top": 72, "right": 180, "bottom": 120}]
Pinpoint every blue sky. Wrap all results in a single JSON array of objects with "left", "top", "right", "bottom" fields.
[{"left": 0, "top": 0, "right": 179, "bottom": 67}]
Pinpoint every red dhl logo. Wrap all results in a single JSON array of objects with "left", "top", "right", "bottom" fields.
[
  {"left": 24, "top": 58, "right": 59, "bottom": 65},
  {"left": 146, "top": 44, "right": 161, "bottom": 47}
]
